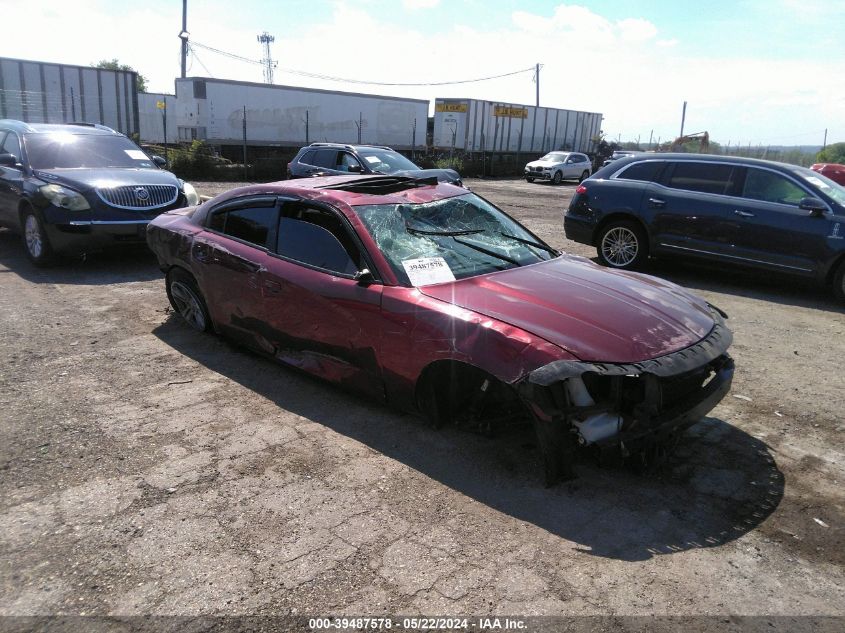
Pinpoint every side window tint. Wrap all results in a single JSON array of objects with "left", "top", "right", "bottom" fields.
[
  {"left": 2, "top": 132, "right": 21, "bottom": 158},
  {"left": 312, "top": 149, "right": 338, "bottom": 169},
  {"left": 300, "top": 150, "right": 316, "bottom": 165},
  {"left": 338, "top": 152, "right": 362, "bottom": 172},
  {"left": 616, "top": 161, "right": 664, "bottom": 183},
  {"left": 666, "top": 162, "right": 736, "bottom": 195},
  {"left": 742, "top": 169, "right": 807, "bottom": 206},
  {"left": 277, "top": 207, "right": 361, "bottom": 275},
  {"left": 217, "top": 207, "right": 277, "bottom": 247},
  {"left": 208, "top": 210, "right": 226, "bottom": 232}
]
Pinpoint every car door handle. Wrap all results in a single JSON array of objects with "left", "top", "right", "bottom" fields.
[
  {"left": 734, "top": 210, "right": 755, "bottom": 218},
  {"left": 648, "top": 197, "right": 666, "bottom": 208}
]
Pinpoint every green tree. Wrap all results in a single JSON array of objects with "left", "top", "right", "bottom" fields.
[
  {"left": 92, "top": 59, "right": 147, "bottom": 93},
  {"left": 816, "top": 142, "right": 845, "bottom": 164}
]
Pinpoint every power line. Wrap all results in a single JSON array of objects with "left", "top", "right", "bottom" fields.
[{"left": 189, "top": 39, "right": 535, "bottom": 86}]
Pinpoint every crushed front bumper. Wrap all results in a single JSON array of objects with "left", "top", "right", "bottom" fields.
[{"left": 518, "top": 312, "right": 734, "bottom": 483}]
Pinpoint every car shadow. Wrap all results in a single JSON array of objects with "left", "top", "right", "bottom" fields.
[
  {"left": 0, "top": 228, "right": 161, "bottom": 285},
  {"left": 152, "top": 316, "right": 784, "bottom": 562}
]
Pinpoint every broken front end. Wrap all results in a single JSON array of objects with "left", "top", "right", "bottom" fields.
[{"left": 518, "top": 314, "right": 734, "bottom": 484}]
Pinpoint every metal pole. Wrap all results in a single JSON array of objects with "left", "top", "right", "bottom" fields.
[
  {"left": 242, "top": 105, "right": 247, "bottom": 181},
  {"left": 162, "top": 101, "right": 168, "bottom": 164},
  {"left": 535, "top": 63, "right": 540, "bottom": 107},
  {"left": 823, "top": 128, "right": 828, "bottom": 149},
  {"left": 648, "top": 130, "right": 653, "bottom": 148},
  {"left": 180, "top": 0, "right": 188, "bottom": 79},
  {"left": 70, "top": 87, "right": 76, "bottom": 121},
  {"left": 680, "top": 101, "right": 687, "bottom": 137},
  {"left": 305, "top": 110, "right": 309, "bottom": 144}
]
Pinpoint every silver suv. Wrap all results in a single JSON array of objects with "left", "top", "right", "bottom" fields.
[{"left": 524, "top": 151, "right": 592, "bottom": 185}]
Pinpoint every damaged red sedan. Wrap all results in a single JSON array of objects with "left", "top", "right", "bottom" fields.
[{"left": 147, "top": 175, "right": 734, "bottom": 483}]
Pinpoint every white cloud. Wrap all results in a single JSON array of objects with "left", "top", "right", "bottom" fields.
[{"left": 402, "top": 0, "right": 440, "bottom": 9}]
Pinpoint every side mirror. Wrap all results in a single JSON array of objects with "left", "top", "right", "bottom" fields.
[
  {"left": 0, "top": 153, "right": 20, "bottom": 168},
  {"left": 347, "top": 164, "right": 364, "bottom": 173},
  {"left": 354, "top": 268, "right": 375, "bottom": 285},
  {"left": 151, "top": 155, "right": 167, "bottom": 168},
  {"left": 799, "top": 197, "right": 827, "bottom": 217}
]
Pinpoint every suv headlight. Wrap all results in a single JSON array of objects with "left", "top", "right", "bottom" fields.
[
  {"left": 181, "top": 181, "right": 200, "bottom": 206},
  {"left": 39, "top": 184, "right": 90, "bottom": 211}
]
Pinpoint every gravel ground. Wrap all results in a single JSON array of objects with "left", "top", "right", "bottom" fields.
[{"left": 0, "top": 178, "right": 843, "bottom": 625}]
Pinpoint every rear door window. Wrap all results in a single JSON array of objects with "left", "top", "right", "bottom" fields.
[
  {"left": 742, "top": 168, "right": 807, "bottom": 206},
  {"left": 2, "top": 132, "right": 21, "bottom": 158},
  {"left": 615, "top": 161, "right": 665, "bottom": 183},
  {"left": 312, "top": 149, "right": 339, "bottom": 169},
  {"left": 208, "top": 199, "right": 278, "bottom": 249},
  {"left": 299, "top": 150, "right": 317, "bottom": 166},
  {"left": 665, "top": 162, "right": 738, "bottom": 195}
]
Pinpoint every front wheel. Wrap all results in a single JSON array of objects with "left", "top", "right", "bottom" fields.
[
  {"left": 552, "top": 171, "right": 562, "bottom": 185},
  {"left": 21, "top": 209, "right": 55, "bottom": 266},
  {"left": 526, "top": 176, "right": 535, "bottom": 183},
  {"left": 166, "top": 268, "right": 212, "bottom": 332},
  {"left": 596, "top": 220, "right": 649, "bottom": 269}
]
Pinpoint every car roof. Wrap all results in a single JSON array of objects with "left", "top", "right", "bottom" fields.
[
  {"left": 595, "top": 152, "right": 808, "bottom": 176},
  {"left": 0, "top": 119, "right": 121, "bottom": 136},
  {"left": 304, "top": 142, "right": 395, "bottom": 152},
  {"left": 202, "top": 175, "right": 466, "bottom": 213}
]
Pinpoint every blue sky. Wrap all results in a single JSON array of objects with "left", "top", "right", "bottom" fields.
[{"left": 2, "top": 0, "right": 842, "bottom": 147}]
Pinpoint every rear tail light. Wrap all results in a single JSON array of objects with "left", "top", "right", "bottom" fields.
[{"left": 576, "top": 185, "right": 588, "bottom": 195}]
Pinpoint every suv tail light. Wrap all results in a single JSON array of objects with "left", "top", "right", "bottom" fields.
[{"left": 576, "top": 185, "right": 588, "bottom": 195}]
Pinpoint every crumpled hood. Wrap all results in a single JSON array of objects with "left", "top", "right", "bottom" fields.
[
  {"left": 418, "top": 255, "right": 717, "bottom": 363},
  {"left": 392, "top": 168, "right": 462, "bottom": 184},
  {"left": 34, "top": 168, "right": 181, "bottom": 193}
]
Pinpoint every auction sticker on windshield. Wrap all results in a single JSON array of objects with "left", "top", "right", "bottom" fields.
[
  {"left": 402, "top": 257, "right": 456, "bottom": 286},
  {"left": 124, "top": 150, "right": 149, "bottom": 160}
]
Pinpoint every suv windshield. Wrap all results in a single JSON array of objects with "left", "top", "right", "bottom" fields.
[
  {"left": 357, "top": 149, "right": 421, "bottom": 174},
  {"left": 354, "top": 193, "right": 557, "bottom": 285},
  {"left": 24, "top": 133, "right": 157, "bottom": 170},
  {"left": 541, "top": 152, "right": 569, "bottom": 162},
  {"left": 797, "top": 168, "right": 845, "bottom": 206}
]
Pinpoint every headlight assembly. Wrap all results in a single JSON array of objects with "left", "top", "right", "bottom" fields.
[
  {"left": 39, "top": 184, "right": 90, "bottom": 211},
  {"left": 181, "top": 181, "right": 200, "bottom": 206}
]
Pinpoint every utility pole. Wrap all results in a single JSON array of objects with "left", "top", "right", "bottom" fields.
[
  {"left": 823, "top": 128, "right": 828, "bottom": 149},
  {"left": 535, "top": 63, "right": 540, "bottom": 107},
  {"left": 242, "top": 105, "right": 248, "bottom": 181},
  {"left": 679, "top": 101, "right": 687, "bottom": 138},
  {"left": 179, "top": 0, "right": 189, "bottom": 78},
  {"left": 257, "top": 32, "right": 276, "bottom": 84}
]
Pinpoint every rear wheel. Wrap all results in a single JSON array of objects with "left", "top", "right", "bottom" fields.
[
  {"left": 596, "top": 220, "right": 649, "bottom": 269},
  {"left": 833, "top": 260, "right": 845, "bottom": 303},
  {"left": 526, "top": 176, "right": 535, "bottom": 183},
  {"left": 166, "top": 268, "right": 211, "bottom": 332},
  {"left": 21, "top": 208, "right": 55, "bottom": 266},
  {"left": 552, "top": 171, "right": 562, "bottom": 185},
  {"left": 579, "top": 170, "right": 590, "bottom": 183}
]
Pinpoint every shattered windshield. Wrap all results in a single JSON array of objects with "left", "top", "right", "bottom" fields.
[
  {"left": 354, "top": 193, "right": 558, "bottom": 286},
  {"left": 357, "top": 149, "right": 420, "bottom": 174}
]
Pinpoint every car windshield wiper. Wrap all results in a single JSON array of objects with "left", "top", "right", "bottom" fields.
[
  {"left": 406, "top": 225, "right": 484, "bottom": 236},
  {"left": 452, "top": 236, "right": 521, "bottom": 266},
  {"left": 498, "top": 232, "right": 560, "bottom": 256}
]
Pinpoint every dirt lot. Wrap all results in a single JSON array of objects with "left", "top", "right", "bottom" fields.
[{"left": 0, "top": 178, "right": 843, "bottom": 624}]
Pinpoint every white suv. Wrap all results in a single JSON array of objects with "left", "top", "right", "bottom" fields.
[{"left": 524, "top": 152, "right": 592, "bottom": 185}]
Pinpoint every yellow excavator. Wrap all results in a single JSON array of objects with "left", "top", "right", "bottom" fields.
[{"left": 668, "top": 131, "right": 710, "bottom": 153}]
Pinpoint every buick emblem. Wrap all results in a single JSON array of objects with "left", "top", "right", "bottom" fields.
[{"left": 134, "top": 187, "right": 150, "bottom": 201}]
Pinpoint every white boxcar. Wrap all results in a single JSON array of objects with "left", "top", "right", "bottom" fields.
[
  {"left": 165, "top": 78, "right": 428, "bottom": 150},
  {"left": 0, "top": 56, "right": 138, "bottom": 136},
  {"left": 432, "top": 98, "right": 602, "bottom": 155}
]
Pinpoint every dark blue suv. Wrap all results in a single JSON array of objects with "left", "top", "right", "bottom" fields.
[
  {"left": 0, "top": 120, "right": 199, "bottom": 265},
  {"left": 564, "top": 153, "right": 845, "bottom": 302}
]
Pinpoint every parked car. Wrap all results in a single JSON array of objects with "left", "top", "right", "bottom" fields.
[
  {"left": 524, "top": 151, "right": 591, "bottom": 184},
  {"left": 811, "top": 163, "right": 845, "bottom": 186},
  {"left": 602, "top": 150, "right": 644, "bottom": 166},
  {"left": 287, "top": 142, "right": 462, "bottom": 186},
  {"left": 147, "top": 174, "right": 734, "bottom": 483},
  {"left": 0, "top": 119, "right": 199, "bottom": 265},
  {"left": 564, "top": 153, "right": 845, "bottom": 301}
]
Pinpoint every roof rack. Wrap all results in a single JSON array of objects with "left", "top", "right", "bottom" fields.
[
  {"left": 318, "top": 175, "right": 439, "bottom": 194},
  {"left": 308, "top": 142, "right": 394, "bottom": 151},
  {"left": 66, "top": 122, "right": 118, "bottom": 133}
]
